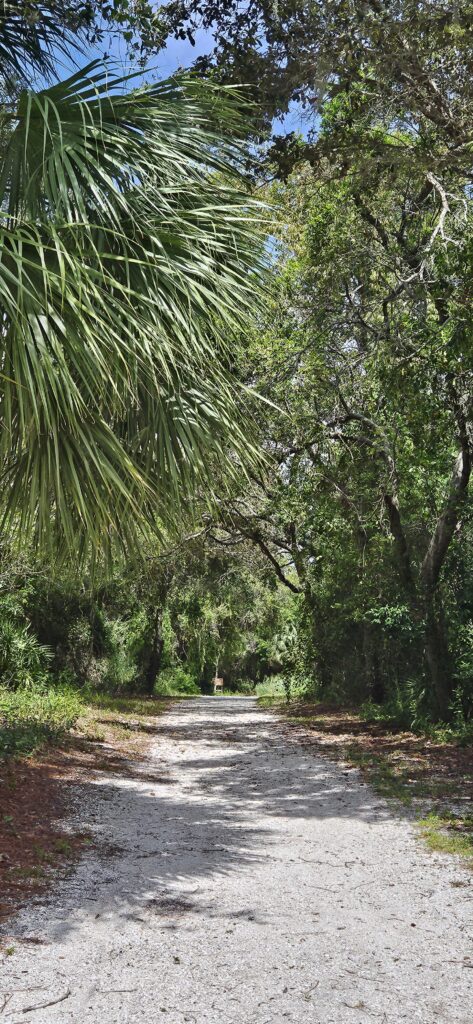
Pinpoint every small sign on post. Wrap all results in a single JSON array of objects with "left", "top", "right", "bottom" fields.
[{"left": 213, "top": 676, "right": 224, "bottom": 694}]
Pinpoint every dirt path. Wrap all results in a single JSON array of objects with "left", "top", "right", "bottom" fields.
[{"left": 1, "top": 697, "right": 472, "bottom": 1022}]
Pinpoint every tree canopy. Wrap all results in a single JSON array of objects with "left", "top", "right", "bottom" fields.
[{"left": 0, "top": 1, "right": 473, "bottom": 727}]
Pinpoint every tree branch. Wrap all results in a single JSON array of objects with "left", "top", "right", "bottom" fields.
[{"left": 248, "top": 529, "right": 302, "bottom": 594}]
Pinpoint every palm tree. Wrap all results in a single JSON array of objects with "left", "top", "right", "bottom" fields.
[{"left": 0, "top": 4, "right": 263, "bottom": 561}]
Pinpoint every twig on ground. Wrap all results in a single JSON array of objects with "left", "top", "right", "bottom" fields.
[
  {"left": 302, "top": 981, "right": 320, "bottom": 1000},
  {"left": 22, "top": 988, "right": 71, "bottom": 1014},
  {"left": 0, "top": 994, "right": 12, "bottom": 1014},
  {"left": 306, "top": 884, "right": 338, "bottom": 893}
]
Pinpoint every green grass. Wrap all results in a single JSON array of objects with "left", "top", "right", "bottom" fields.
[
  {"left": 53, "top": 838, "right": 73, "bottom": 855},
  {"left": 255, "top": 678, "right": 286, "bottom": 699},
  {"left": 275, "top": 701, "right": 473, "bottom": 870},
  {"left": 419, "top": 812, "right": 473, "bottom": 861},
  {"left": 76, "top": 690, "right": 203, "bottom": 749},
  {"left": 257, "top": 696, "right": 288, "bottom": 711},
  {"left": 0, "top": 685, "right": 83, "bottom": 760},
  {"left": 10, "top": 865, "right": 46, "bottom": 880},
  {"left": 82, "top": 692, "right": 171, "bottom": 716},
  {"left": 0, "top": 684, "right": 200, "bottom": 761},
  {"left": 339, "top": 748, "right": 473, "bottom": 865}
]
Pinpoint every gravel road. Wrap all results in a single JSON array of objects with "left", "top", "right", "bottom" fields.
[{"left": 1, "top": 696, "right": 472, "bottom": 1023}]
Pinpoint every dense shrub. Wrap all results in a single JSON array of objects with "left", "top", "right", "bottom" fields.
[
  {"left": 0, "top": 684, "right": 83, "bottom": 758},
  {"left": 154, "top": 667, "right": 200, "bottom": 696},
  {"left": 228, "top": 677, "right": 255, "bottom": 694}
]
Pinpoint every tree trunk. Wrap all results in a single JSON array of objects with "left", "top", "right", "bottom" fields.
[
  {"left": 419, "top": 423, "right": 470, "bottom": 719},
  {"left": 143, "top": 608, "right": 164, "bottom": 695},
  {"left": 423, "top": 596, "right": 452, "bottom": 720}
]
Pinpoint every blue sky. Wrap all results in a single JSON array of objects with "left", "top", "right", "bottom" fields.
[
  {"left": 53, "top": 18, "right": 307, "bottom": 138},
  {"left": 55, "top": 23, "right": 215, "bottom": 80}
]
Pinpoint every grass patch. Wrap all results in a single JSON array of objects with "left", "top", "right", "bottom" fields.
[
  {"left": 83, "top": 693, "right": 167, "bottom": 715},
  {"left": 0, "top": 684, "right": 198, "bottom": 761},
  {"left": 257, "top": 695, "right": 285, "bottom": 708},
  {"left": 76, "top": 694, "right": 170, "bottom": 744},
  {"left": 419, "top": 812, "right": 473, "bottom": 861},
  {"left": 73, "top": 691, "right": 184, "bottom": 758},
  {"left": 10, "top": 864, "right": 46, "bottom": 880},
  {"left": 0, "top": 685, "right": 83, "bottom": 760},
  {"left": 344, "top": 747, "right": 413, "bottom": 804},
  {"left": 255, "top": 678, "right": 286, "bottom": 700}
]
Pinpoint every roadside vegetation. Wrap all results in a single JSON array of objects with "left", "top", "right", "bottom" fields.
[{"left": 0, "top": 1, "right": 472, "bottom": 884}]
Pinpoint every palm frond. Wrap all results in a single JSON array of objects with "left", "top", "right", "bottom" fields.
[
  {"left": 0, "top": 1, "right": 83, "bottom": 85},
  {"left": 0, "top": 65, "right": 264, "bottom": 561}
]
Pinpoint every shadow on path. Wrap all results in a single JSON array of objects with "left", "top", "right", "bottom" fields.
[{"left": 12, "top": 697, "right": 391, "bottom": 942}]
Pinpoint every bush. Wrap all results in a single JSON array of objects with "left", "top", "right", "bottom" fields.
[
  {"left": 154, "top": 667, "right": 200, "bottom": 695},
  {"left": 255, "top": 676, "right": 286, "bottom": 699},
  {"left": 255, "top": 672, "right": 318, "bottom": 702},
  {"left": 227, "top": 677, "right": 255, "bottom": 694},
  {"left": 0, "top": 684, "right": 83, "bottom": 758},
  {"left": 0, "top": 617, "right": 51, "bottom": 689}
]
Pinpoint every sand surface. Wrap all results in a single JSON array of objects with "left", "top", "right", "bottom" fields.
[{"left": 1, "top": 696, "right": 472, "bottom": 1022}]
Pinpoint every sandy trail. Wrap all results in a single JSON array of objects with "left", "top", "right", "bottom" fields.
[{"left": 0, "top": 696, "right": 472, "bottom": 1023}]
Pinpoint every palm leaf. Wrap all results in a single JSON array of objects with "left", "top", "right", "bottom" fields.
[
  {"left": 0, "top": 2, "right": 83, "bottom": 84},
  {"left": 0, "top": 65, "right": 264, "bottom": 561}
]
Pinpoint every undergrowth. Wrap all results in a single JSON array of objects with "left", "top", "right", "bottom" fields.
[
  {"left": 360, "top": 695, "right": 473, "bottom": 746},
  {"left": 0, "top": 685, "right": 83, "bottom": 759},
  {"left": 83, "top": 691, "right": 174, "bottom": 715}
]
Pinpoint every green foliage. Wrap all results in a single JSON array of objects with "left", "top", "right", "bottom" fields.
[
  {"left": 0, "top": 42, "right": 264, "bottom": 561},
  {"left": 0, "top": 538, "right": 294, "bottom": 710},
  {"left": 360, "top": 690, "right": 473, "bottom": 746},
  {"left": 360, "top": 683, "right": 427, "bottom": 733},
  {"left": 97, "top": 618, "right": 139, "bottom": 691},
  {"left": 0, "top": 595, "right": 51, "bottom": 690},
  {"left": 154, "top": 667, "right": 200, "bottom": 696},
  {"left": 152, "top": 538, "right": 294, "bottom": 692},
  {"left": 227, "top": 677, "right": 255, "bottom": 695},
  {"left": 451, "top": 625, "right": 473, "bottom": 708},
  {"left": 364, "top": 605, "right": 420, "bottom": 638},
  {"left": 0, "top": 683, "right": 82, "bottom": 759},
  {"left": 230, "top": 120, "right": 473, "bottom": 721},
  {"left": 419, "top": 813, "right": 473, "bottom": 861},
  {"left": 0, "top": 2, "right": 86, "bottom": 83},
  {"left": 255, "top": 677, "right": 286, "bottom": 699},
  {"left": 2, "top": 1, "right": 473, "bottom": 740},
  {"left": 149, "top": 0, "right": 473, "bottom": 185}
]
